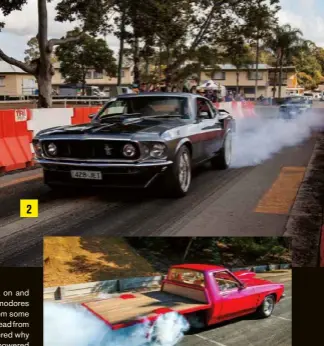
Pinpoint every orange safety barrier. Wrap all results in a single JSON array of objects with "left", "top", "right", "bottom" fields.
[
  {"left": 0, "top": 109, "right": 33, "bottom": 172},
  {"left": 72, "top": 107, "right": 101, "bottom": 125}
]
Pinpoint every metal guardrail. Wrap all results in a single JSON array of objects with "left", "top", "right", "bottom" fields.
[{"left": 44, "top": 263, "right": 291, "bottom": 301}]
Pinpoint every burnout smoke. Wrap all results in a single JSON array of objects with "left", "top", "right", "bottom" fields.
[
  {"left": 231, "top": 111, "right": 324, "bottom": 168},
  {"left": 44, "top": 302, "right": 189, "bottom": 346}
]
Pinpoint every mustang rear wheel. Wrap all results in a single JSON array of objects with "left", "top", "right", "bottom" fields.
[
  {"left": 257, "top": 295, "right": 275, "bottom": 318},
  {"left": 211, "top": 131, "right": 232, "bottom": 169},
  {"left": 163, "top": 145, "right": 192, "bottom": 198}
]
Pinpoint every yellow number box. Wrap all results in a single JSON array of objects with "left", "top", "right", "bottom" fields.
[{"left": 20, "top": 199, "right": 39, "bottom": 218}]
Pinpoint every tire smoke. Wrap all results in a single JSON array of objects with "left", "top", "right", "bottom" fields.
[
  {"left": 231, "top": 110, "right": 324, "bottom": 167},
  {"left": 44, "top": 302, "right": 189, "bottom": 346}
]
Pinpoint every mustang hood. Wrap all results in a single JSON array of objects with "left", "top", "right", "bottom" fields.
[{"left": 35, "top": 117, "right": 188, "bottom": 138}]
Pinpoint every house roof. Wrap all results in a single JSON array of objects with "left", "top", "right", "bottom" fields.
[{"left": 0, "top": 60, "right": 26, "bottom": 74}]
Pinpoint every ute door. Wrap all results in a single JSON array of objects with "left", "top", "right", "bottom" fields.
[
  {"left": 196, "top": 97, "right": 224, "bottom": 158},
  {"left": 210, "top": 270, "right": 259, "bottom": 324}
]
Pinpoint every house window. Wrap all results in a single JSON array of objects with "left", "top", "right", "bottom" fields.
[
  {"left": 120, "top": 69, "right": 125, "bottom": 78},
  {"left": 0, "top": 76, "right": 5, "bottom": 87},
  {"left": 248, "top": 71, "right": 263, "bottom": 80},
  {"left": 93, "top": 71, "right": 103, "bottom": 79},
  {"left": 212, "top": 71, "right": 226, "bottom": 80},
  {"left": 243, "top": 87, "right": 255, "bottom": 94},
  {"left": 85, "top": 71, "right": 92, "bottom": 79}
]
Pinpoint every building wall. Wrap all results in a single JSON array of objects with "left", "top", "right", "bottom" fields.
[
  {"left": 52, "top": 68, "right": 132, "bottom": 86},
  {"left": 200, "top": 69, "right": 297, "bottom": 98},
  {"left": 0, "top": 74, "right": 20, "bottom": 96}
]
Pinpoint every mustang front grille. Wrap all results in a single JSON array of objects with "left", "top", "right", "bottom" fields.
[{"left": 41, "top": 140, "right": 141, "bottom": 160}]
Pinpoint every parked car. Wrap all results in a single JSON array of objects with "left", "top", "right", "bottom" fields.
[
  {"left": 81, "top": 264, "right": 285, "bottom": 331},
  {"left": 303, "top": 92, "right": 314, "bottom": 101},
  {"left": 33, "top": 93, "right": 235, "bottom": 197},
  {"left": 279, "top": 96, "right": 312, "bottom": 119}
]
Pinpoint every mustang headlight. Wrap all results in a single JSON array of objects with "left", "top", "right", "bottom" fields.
[
  {"left": 123, "top": 143, "right": 137, "bottom": 158},
  {"left": 32, "top": 140, "right": 43, "bottom": 157},
  {"left": 150, "top": 143, "right": 167, "bottom": 158},
  {"left": 47, "top": 142, "right": 58, "bottom": 156}
]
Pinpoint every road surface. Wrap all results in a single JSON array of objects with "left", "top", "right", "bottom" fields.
[
  {"left": 178, "top": 273, "right": 291, "bottom": 346},
  {"left": 0, "top": 130, "right": 316, "bottom": 266}
]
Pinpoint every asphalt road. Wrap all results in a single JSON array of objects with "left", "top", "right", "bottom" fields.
[
  {"left": 0, "top": 111, "right": 322, "bottom": 266},
  {"left": 178, "top": 274, "right": 291, "bottom": 346}
]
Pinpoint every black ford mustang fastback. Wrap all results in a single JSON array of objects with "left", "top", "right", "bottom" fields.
[{"left": 33, "top": 92, "right": 235, "bottom": 197}]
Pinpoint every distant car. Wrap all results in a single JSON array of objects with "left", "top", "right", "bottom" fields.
[
  {"left": 303, "top": 92, "right": 314, "bottom": 101},
  {"left": 81, "top": 264, "right": 286, "bottom": 332},
  {"left": 33, "top": 93, "right": 235, "bottom": 197},
  {"left": 279, "top": 96, "right": 312, "bottom": 119}
]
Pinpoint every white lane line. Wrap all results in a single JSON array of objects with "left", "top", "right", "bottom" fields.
[
  {"left": 195, "top": 334, "right": 228, "bottom": 346},
  {"left": 273, "top": 315, "right": 291, "bottom": 321}
]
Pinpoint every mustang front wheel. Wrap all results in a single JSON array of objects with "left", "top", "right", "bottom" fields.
[
  {"left": 163, "top": 145, "right": 192, "bottom": 197},
  {"left": 257, "top": 295, "right": 275, "bottom": 318}
]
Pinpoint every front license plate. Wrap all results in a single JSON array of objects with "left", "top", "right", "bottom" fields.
[{"left": 71, "top": 170, "right": 102, "bottom": 180}]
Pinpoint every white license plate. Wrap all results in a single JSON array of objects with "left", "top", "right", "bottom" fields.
[{"left": 71, "top": 170, "right": 102, "bottom": 180}]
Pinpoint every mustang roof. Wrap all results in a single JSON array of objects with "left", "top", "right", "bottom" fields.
[
  {"left": 117, "top": 92, "right": 201, "bottom": 99},
  {"left": 171, "top": 264, "right": 226, "bottom": 272}
]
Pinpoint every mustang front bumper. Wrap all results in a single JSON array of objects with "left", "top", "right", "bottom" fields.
[{"left": 37, "top": 159, "right": 173, "bottom": 189}]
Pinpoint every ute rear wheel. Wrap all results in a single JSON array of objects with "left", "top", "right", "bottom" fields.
[
  {"left": 162, "top": 145, "right": 192, "bottom": 198},
  {"left": 257, "top": 295, "right": 275, "bottom": 318},
  {"left": 211, "top": 131, "right": 232, "bottom": 169}
]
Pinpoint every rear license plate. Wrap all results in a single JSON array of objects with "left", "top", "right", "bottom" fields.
[{"left": 71, "top": 170, "right": 102, "bottom": 180}]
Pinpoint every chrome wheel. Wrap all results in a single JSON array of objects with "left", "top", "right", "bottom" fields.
[
  {"left": 178, "top": 151, "right": 191, "bottom": 193},
  {"left": 263, "top": 296, "right": 274, "bottom": 316},
  {"left": 224, "top": 133, "right": 232, "bottom": 166}
]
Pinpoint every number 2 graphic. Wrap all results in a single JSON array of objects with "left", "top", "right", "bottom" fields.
[{"left": 26, "top": 205, "right": 32, "bottom": 214}]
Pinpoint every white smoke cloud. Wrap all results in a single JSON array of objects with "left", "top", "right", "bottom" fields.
[
  {"left": 231, "top": 110, "right": 324, "bottom": 167},
  {"left": 44, "top": 302, "right": 190, "bottom": 346}
]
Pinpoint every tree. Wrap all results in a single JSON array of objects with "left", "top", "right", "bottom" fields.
[
  {"left": 0, "top": 0, "right": 114, "bottom": 108},
  {"left": 24, "top": 37, "right": 40, "bottom": 63},
  {"left": 266, "top": 24, "right": 303, "bottom": 97},
  {"left": 55, "top": 29, "right": 117, "bottom": 93},
  {"left": 237, "top": 0, "right": 280, "bottom": 100},
  {"left": 24, "top": 37, "right": 58, "bottom": 64}
]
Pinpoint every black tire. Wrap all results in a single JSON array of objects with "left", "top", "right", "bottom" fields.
[
  {"left": 211, "top": 131, "right": 232, "bottom": 170},
  {"left": 162, "top": 145, "right": 192, "bottom": 198},
  {"left": 257, "top": 295, "right": 275, "bottom": 318},
  {"left": 185, "top": 312, "right": 206, "bottom": 330}
]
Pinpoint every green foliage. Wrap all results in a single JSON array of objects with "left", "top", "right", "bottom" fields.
[
  {"left": 55, "top": 29, "right": 117, "bottom": 87},
  {"left": 127, "top": 237, "right": 290, "bottom": 267}
]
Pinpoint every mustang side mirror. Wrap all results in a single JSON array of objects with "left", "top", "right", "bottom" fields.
[
  {"left": 89, "top": 113, "right": 96, "bottom": 119},
  {"left": 218, "top": 109, "right": 229, "bottom": 121}
]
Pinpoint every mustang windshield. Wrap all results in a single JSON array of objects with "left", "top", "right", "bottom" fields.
[{"left": 98, "top": 96, "right": 190, "bottom": 120}]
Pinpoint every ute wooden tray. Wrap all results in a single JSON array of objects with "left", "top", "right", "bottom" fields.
[{"left": 82, "top": 291, "right": 209, "bottom": 329}]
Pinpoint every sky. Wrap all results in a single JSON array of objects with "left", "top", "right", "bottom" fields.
[{"left": 0, "top": 0, "right": 324, "bottom": 62}]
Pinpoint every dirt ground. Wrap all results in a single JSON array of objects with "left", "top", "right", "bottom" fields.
[{"left": 43, "top": 237, "right": 160, "bottom": 287}]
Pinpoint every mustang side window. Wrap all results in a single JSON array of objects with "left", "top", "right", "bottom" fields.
[
  {"left": 214, "top": 271, "right": 240, "bottom": 292},
  {"left": 197, "top": 98, "right": 212, "bottom": 119}
]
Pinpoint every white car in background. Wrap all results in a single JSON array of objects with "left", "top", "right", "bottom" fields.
[{"left": 303, "top": 92, "right": 314, "bottom": 101}]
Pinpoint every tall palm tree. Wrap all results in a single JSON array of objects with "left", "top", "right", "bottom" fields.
[{"left": 266, "top": 24, "right": 303, "bottom": 98}]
